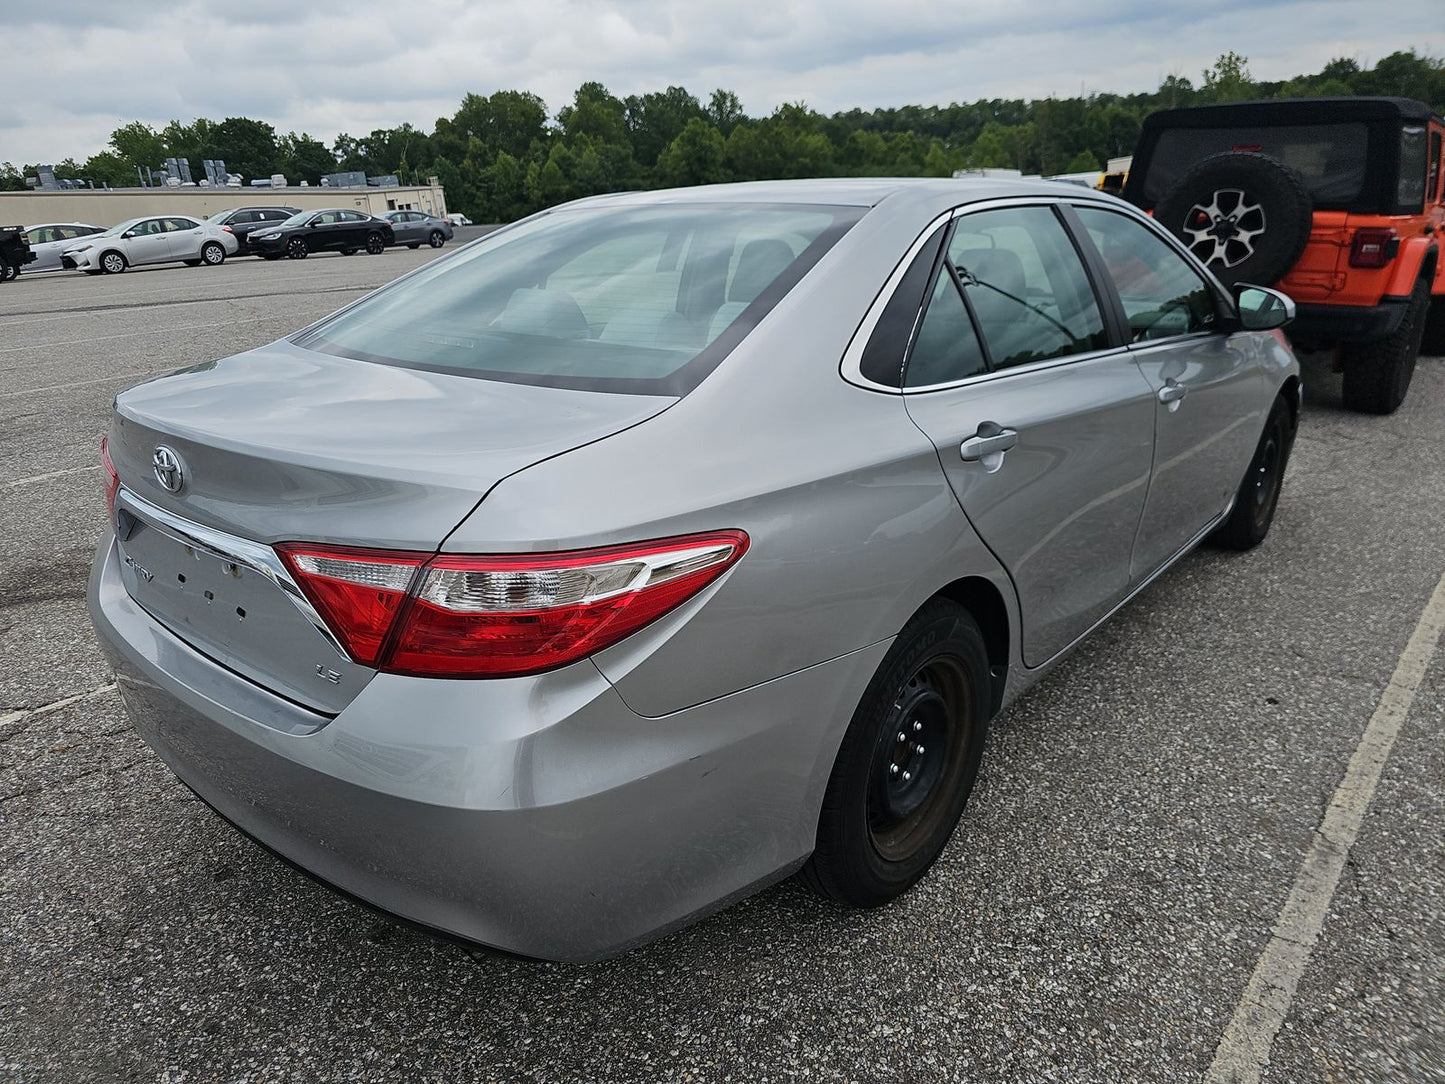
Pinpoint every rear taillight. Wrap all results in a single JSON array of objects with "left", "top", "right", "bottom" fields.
[
  {"left": 100, "top": 436, "right": 119, "bottom": 521},
  {"left": 1349, "top": 227, "right": 1398, "bottom": 268},
  {"left": 277, "top": 531, "right": 748, "bottom": 678},
  {"left": 276, "top": 545, "right": 424, "bottom": 665},
  {"left": 221, "top": 226, "right": 234, "bottom": 234}
]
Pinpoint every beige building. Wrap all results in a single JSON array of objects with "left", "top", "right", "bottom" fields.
[{"left": 0, "top": 180, "right": 447, "bottom": 229}]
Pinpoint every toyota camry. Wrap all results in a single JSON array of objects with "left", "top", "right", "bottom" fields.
[{"left": 89, "top": 178, "right": 1300, "bottom": 961}]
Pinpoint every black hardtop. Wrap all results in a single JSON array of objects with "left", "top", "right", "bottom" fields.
[{"left": 1140, "top": 96, "right": 1441, "bottom": 132}]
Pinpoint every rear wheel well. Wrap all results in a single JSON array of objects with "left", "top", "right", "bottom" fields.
[
  {"left": 935, "top": 576, "right": 1009, "bottom": 715},
  {"left": 1279, "top": 375, "right": 1301, "bottom": 429}
]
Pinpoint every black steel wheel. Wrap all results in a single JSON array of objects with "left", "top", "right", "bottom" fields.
[
  {"left": 1208, "top": 395, "right": 1295, "bottom": 551},
  {"left": 365, "top": 231, "right": 385, "bottom": 255},
  {"left": 286, "top": 237, "right": 309, "bottom": 260},
  {"left": 428, "top": 230, "right": 446, "bottom": 248},
  {"left": 802, "top": 598, "right": 991, "bottom": 907}
]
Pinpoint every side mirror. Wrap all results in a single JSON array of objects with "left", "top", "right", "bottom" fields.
[
  {"left": 121, "top": 230, "right": 136, "bottom": 239},
  {"left": 1234, "top": 284, "right": 1295, "bottom": 331},
  {"left": 308, "top": 221, "right": 320, "bottom": 227}
]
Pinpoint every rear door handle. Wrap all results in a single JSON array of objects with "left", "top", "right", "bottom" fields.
[
  {"left": 1157, "top": 379, "right": 1187, "bottom": 409},
  {"left": 959, "top": 423, "right": 1019, "bottom": 469}
]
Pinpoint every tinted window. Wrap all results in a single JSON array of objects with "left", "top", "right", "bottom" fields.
[
  {"left": 162, "top": 218, "right": 196, "bottom": 232},
  {"left": 1076, "top": 206, "right": 1217, "bottom": 341},
  {"left": 296, "top": 204, "right": 859, "bottom": 395},
  {"left": 948, "top": 206, "right": 1107, "bottom": 369},
  {"left": 1146, "top": 123, "right": 1369, "bottom": 206},
  {"left": 1400, "top": 125, "right": 1428, "bottom": 208},
  {"left": 230, "top": 210, "right": 257, "bottom": 224},
  {"left": 1430, "top": 132, "right": 1442, "bottom": 203},
  {"left": 340, "top": 210, "right": 367, "bottom": 222},
  {"left": 904, "top": 269, "right": 988, "bottom": 387}
]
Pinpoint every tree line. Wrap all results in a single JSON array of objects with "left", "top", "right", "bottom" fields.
[{"left": 3, "top": 50, "right": 1441, "bottom": 222}]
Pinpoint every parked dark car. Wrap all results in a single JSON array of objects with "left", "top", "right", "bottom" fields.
[
  {"left": 247, "top": 209, "right": 395, "bottom": 260},
  {"left": 206, "top": 206, "right": 301, "bottom": 255},
  {"left": 379, "top": 209, "right": 453, "bottom": 248},
  {"left": 0, "top": 225, "right": 36, "bottom": 281}
]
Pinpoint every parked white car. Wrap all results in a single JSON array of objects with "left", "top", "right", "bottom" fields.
[
  {"left": 444, "top": 213, "right": 472, "bottom": 227},
  {"left": 22, "top": 222, "right": 106, "bottom": 273},
  {"left": 61, "top": 215, "right": 239, "bottom": 275}
]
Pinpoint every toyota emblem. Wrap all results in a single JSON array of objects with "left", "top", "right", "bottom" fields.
[{"left": 152, "top": 445, "right": 185, "bottom": 493}]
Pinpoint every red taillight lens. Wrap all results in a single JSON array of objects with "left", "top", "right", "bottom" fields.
[
  {"left": 1349, "top": 227, "right": 1397, "bottom": 268},
  {"left": 100, "top": 435, "right": 119, "bottom": 521},
  {"left": 276, "top": 544, "right": 425, "bottom": 666},
  {"left": 221, "top": 226, "right": 234, "bottom": 234},
  {"left": 275, "top": 531, "right": 749, "bottom": 678}
]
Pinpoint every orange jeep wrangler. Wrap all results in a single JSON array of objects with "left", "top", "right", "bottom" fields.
[{"left": 1125, "top": 97, "right": 1445, "bottom": 413}]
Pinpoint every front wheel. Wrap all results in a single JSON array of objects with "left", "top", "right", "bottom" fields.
[
  {"left": 1208, "top": 396, "right": 1295, "bottom": 551},
  {"left": 200, "top": 241, "right": 226, "bottom": 266},
  {"left": 1340, "top": 278, "right": 1430, "bottom": 414},
  {"left": 428, "top": 230, "right": 445, "bottom": 248},
  {"left": 802, "top": 599, "right": 990, "bottom": 907},
  {"left": 100, "top": 251, "right": 126, "bottom": 275},
  {"left": 286, "top": 238, "right": 308, "bottom": 260},
  {"left": 365, "top": 231, "right": 386, "bottom": 255}
]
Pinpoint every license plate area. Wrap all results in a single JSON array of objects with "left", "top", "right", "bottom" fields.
[{"left": 114, "top": 497, "right": 372, "bottom": 714}]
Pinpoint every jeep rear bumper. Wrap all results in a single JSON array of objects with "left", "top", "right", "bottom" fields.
[{"left": 1289, "top": 296, "right": 1410, "bottom": 347}]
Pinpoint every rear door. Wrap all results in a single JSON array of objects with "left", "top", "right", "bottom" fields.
[
  {"left": 124, "top": 219, "right": 173, "bottom": 265},
  {"left": 1071, "top": 203, "right": 1265, "bottom": 578},
  {"left": 900, "top": 202, "right": 1156, "bottom": 666},
  {"left": 164, "top": 217, "right": 205, "bottom": 260}
]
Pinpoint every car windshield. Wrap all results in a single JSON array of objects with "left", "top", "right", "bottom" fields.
[
  {"left": 295, "top": 202, "right": 861, "bottom": 396},
  {"left": 98, "top": 218, "right": 145, "bottom": 237},
  {"left": 1145, "top": 122, "right": 1370, "bottom": 205},
  {"left": 206, "top": 210, "right": 234, "bottom": 223},
  {"left": 276, "top": 212, "right": 312, "bottom": 228}
]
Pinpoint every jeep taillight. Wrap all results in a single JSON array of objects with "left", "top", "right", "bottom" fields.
[
  {"left": 277, "top": 531, "right": 749, "bottom": 678},
  {"left": 1349, "top": 228, "right": 1398, "bottom": 268}
]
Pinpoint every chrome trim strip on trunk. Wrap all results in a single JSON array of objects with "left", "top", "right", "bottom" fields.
[{"left": 114, "top": 488, "right": 350, "bottom": 659}]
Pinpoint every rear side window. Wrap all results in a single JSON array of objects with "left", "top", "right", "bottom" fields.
[
  {"left": 1075, "top": 206, "right": 1216, "bottom": 341},
  {"left": 1430, "top": 131, "right": 1442, "bottom": 203},
  {"left": 1399, "top": 125, "right": 1428, "bottom": 208},
  {"left": 1146, "top": 123, "right": 1369, "bottom": 206},
  {"left": 296, "top": 204, "right": 860, "bottom": 396},
  {"left": 947, "top": 206, "right": 1107, "bottom": 370}
]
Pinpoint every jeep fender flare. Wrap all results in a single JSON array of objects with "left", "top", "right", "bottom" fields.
[{"left": 1384, "top": 237, "right": 1438, "bottom": 297}]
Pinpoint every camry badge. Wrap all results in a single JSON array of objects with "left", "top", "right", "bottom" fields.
[{"left": 152, "top": 445, "right": 185, "bottom": 493}]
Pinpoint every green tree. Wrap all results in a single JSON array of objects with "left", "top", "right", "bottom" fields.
[
  {"left": 108, "top": 121, "right": 167, "bottom": 169},
  {"left": 626, "top": 86, "right": 705, "bottom": 167},
  {"left": 212, "top": 117, "right": 279, "bottom": 181},
  {"left": 81, "top": 151, "right": 139, "bottom": 188},
  {"left": 706, "top": 89, "right": 746, "bottom": 135},
  {"left": 1062, "top": 149, "right": 1101, "bottom": 173},
  {"left": 277, "top": 133, "right": 337, "bottom": 184},
  {"left": 1201, "top": 52, "right": 1255, "bottom": 103},
  {"left": 658, "top": 118, "right": 729, "bottom": 186}
]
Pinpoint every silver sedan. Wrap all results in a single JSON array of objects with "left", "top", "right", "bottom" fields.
[
  {"left": 88, "top": 178, "right": 1299, "bottom": 961},
  {"left": 22, "top": 222, "right": 105, "bottom": 273},
  {"left": 380, "top": 209, "right": 453, "bottom": 248},
  {"left": 62, "top": 215, "right": 239, "bottom": 274}
]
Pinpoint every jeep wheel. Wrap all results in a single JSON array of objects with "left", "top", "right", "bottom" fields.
[
  {"left": 1340, "top": 278, "right": 1431, "bottom": 415},
  {"left": 1155, "top": 152, "right": 1312, "bottom": 288}
]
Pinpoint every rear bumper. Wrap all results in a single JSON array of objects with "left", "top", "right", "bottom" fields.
[
  {"left": 88, "top": 532, "right": 885, "bottom": 961},
  {"left": 1289, "top": 297, "right": 1409, "bottom": 346}
]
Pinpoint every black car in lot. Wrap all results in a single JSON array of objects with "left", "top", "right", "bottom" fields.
[
  {"left": 247, "top": 209, "right": 395, "bottom": 260},
  {"left": 206, "top": 206, "right": 302, "bottom": 255}
]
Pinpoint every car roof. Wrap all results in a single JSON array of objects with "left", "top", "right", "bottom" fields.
[
  {"left": 556, "top": 176, "right": 1124, "bottom": 216},
  {"left": 24, "top": 222, "right": 101, "bottom": 230},
  {"left": 1140, "top": 96, "right": 1442, "bottom": 131}
]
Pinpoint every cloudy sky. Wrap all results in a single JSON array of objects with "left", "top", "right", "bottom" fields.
[{"left": 2, "top": 0, "right": 1439, "bottom": 165}]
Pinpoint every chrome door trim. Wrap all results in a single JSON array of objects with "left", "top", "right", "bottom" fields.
[{"left": 115, "top": 488, "right": 350, "bottom": 659}]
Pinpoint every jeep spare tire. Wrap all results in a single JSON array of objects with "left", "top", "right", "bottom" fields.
[{"left": 1154, "top": 152, "right": 1312, "bottom": 288}]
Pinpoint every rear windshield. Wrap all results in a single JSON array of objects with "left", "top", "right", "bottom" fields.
[
  {"left": 294, "top": 203, "right": 860, "bottom": 396},
  {"left": 1144, "top": 122, "right": 1370, "bottom": 205}
]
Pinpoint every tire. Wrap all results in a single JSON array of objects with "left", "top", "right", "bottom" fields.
[
  {"left": 1340, "top": 278, "right": 1431, "bottom": 414},
  {"left": 1421, "top": 294, "right": 1445, "bottom": 357},
  {"left": 200, "top": 241, "right": 225, "bottom": 266},
  {"left": 365, "top": 231, "right": 386, "bottom": 255},
  {"left": 1207, "top": 396, "right": 1295, "bottom": 551},
  {"left": 287, "top": 238, "right": 309, "bottom": 260},
  {"left": 0, "top": 263, "right": 16, "bottom": 282},
  {"left": 340, "top": 248, "right": 357, "bottom": 256},
  {"left": 428, "top": 230, "right": 445, "bottom": 249},
  {"left": 262, "top": 254, "right": 283, "bottom": 261},
  {"left": 407, "top": 242, "right": 420, "bottom": 250},
  {"left": 183, "top": 259, "right": 201, "bottom": 267},
  {"left": 1154, "top": 152, "right": 1312, "bottom": 288},
  {"left": 100, "top": 251, "right": 127, "bottom": 275},
  {"left": 802, "top": 599, "right": 991, "bottom": 907}
]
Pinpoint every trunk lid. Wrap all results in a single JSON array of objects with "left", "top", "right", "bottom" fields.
[{"left": 108, "top": 340, "right": 675, "bottom": 712}]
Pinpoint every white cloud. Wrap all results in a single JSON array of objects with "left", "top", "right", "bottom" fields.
[{"left": 2, "top": 0, "right": 1438, "bottom": 165}]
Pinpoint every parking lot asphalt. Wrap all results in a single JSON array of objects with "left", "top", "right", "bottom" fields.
[{"left": 1, "top": 245, "right": 1442, "bottom": 1083}]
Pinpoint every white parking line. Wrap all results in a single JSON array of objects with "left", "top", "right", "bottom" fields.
[
  {"left": 0, "top": 464, "right": 99, "bottom": 489},
  {"left": 1205, "top": 570, "right": 1445, "bottom": 1084},
  {"left": 0, "top": 682, "right": 118, "bottom": 731},
  {"left": 0, "top": 317, "right": 263, "bottom": 354},
  {"left": 0, "top": 368, "right": 169, "bottom": 398}
]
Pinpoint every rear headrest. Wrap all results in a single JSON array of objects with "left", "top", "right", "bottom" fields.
[
  {"left": 957, "top": 247, "right": 1027, "bottom": 298},
  {"left": 497, "top": 288, "right": 590, "bottom": 339},
  {"left": 729, "top": 239, "right": 795, "bottom": 303}
]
